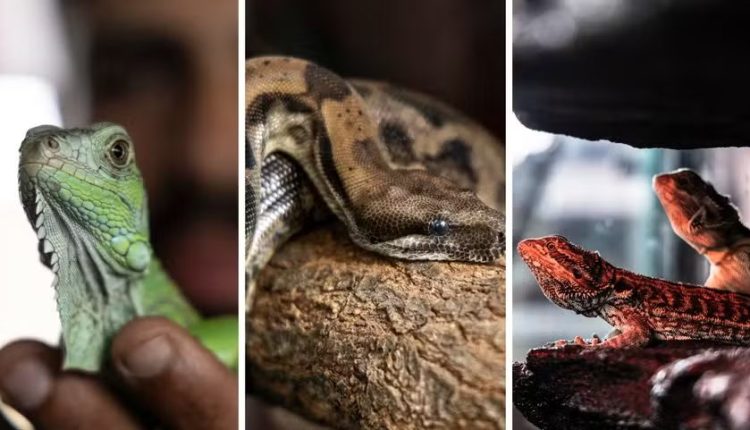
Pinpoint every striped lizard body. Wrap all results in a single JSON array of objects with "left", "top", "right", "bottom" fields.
[
  {"left": 518, "top": 235, "right": 750, "bottom": 348},
  {"left": 246, "top": 57, "right": 505, "bottom": 306}
]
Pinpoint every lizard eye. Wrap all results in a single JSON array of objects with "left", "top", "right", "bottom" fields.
[
  {"left": 571, "top": 268, "right": 582, "bottom": 279},
  {"left": 428, "top": 218, "right": 450, "bottom": 236},
  {"left": 44, "top": 138, "right": 59, "bottom": 151},
  {"left": 690, "top": 217, "right": 703, "bottom": 232},
  {"left": 108, "top": 139, "right": 131, "bottom": 168}
]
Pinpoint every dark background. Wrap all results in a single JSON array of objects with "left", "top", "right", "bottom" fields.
[
  {"left": 514, "top": 0, "right": 750, "bottom": 149},
  {"left": 249, "top": 0, "right": 506, "bottom": 141}
]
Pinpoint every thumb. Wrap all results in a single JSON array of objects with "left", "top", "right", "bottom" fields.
[{"left": 111, "top": 317, "right": 237, "bottom": 430}]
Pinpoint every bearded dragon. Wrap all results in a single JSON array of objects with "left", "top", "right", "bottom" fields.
[
  {"left": 653, "top": 169, "right": 750, "bottom": 295},
  {"left": 518, "top": 235, "right": 750, "bottom": 348},
  {"left": 18, "top": 123, "right": 238, "bottom": 372}
]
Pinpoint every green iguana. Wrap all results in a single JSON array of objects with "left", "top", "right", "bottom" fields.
[{"left": 18, "top": 123, "right": 238, "bottom": 372}]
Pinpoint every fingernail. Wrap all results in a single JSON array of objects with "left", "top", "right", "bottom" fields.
[
  {"left": 120, "top": 334, "right": 174, "bottom": 378},
  {"left": 0, "top": 360, "right": 51, "bottom": 411}
]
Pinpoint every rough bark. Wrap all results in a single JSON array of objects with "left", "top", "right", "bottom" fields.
[
  {"left": 247, "top": 224, "right": 505, "bottom": 430},
  {"left": 513, "top": 341, "right": 745, "bottom": 430}
]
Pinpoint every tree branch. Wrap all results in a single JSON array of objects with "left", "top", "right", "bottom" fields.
[{"left": 248, "top": 225, "right": 505, "bottom": 430}]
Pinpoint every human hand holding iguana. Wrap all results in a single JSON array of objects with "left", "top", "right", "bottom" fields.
[
  {"left": 0, "top": 124, "right": 238, "bottom": 428},
  {"left": 0, "top": 318, "right": 237, "bottom": 429}
]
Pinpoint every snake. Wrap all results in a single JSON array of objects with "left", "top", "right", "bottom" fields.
[{"left": 246, "top": 56, "right": 505, "bottom": 305}]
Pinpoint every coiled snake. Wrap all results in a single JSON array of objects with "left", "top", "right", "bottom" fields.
[{"left": 246, "top": 57, "right": 505, "bottom": 306}]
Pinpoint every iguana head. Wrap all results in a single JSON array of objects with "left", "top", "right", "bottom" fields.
[
  {"left": 19, "top": 123, "right": 152, "bottom": 276},
  {"left": 518, "top": 235, "right": 615, "bottom": 316},
  {"left": 653, "top": 169, "right": 744, "bottom": 250}
]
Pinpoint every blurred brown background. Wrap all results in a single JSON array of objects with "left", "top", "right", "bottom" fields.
[{"left": 64, "top": 0, "right": 239, "bottom": 315}]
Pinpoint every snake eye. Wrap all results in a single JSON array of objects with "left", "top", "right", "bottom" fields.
[
  {"left": 428, "top": 218, "right": 450, "bottom": 236},
  {"left": 108, "top": 139, "right": 130, "bottom": 167}
]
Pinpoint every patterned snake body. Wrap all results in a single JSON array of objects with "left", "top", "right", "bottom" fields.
[{"left": 246, "top": 57, "right": 505, "bottom": 300}]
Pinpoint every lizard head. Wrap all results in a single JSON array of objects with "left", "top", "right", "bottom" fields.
[
  {"left": 355, "top": 171, "right": 505, "bottom": 263},
  {"left": 19, "top": 123, "right": 152, "bottom": 276},
  {"left": 653, "top": 169, "right": 744, "bottom": 250},
  {"left": 518, "top": 235, "right": 615, "bottom": 316}
]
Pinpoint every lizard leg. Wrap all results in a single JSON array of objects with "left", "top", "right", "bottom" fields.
[
  {"left": 189, "top": 316, "right": 239, "bottom": 370},
  {"left": 556, "top": 316, "right": 650, "bottom": 349},
  {"left": 552, "top": 334, "right": 601, "bottom": 347},
  {"left": 602, "top": 322, "right": 650, "bottom": 348},
  {"left": 605, "top": 328, "right": 622, "bottom": 339}
]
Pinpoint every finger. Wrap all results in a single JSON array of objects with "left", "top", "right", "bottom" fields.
[
  {"left": 0, "top": 340, "right": 140, "bottom": 429},
  {"left": 111, "top": 317, "right": 237, "bottom": 430}
]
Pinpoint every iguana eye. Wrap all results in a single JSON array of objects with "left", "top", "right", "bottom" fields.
[
  {"left": 44, "top": 138, "right": 59, "bottom": 151},
  {"left": 108, "top": 140, "right": 131, "bottom": 167},
  {"left": 428, "top": 218, "right": 450, "bottom": 236}
]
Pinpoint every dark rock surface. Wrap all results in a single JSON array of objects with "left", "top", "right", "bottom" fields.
[
  {"left": 652, "top": 348, "right": 750, "bottom": 430},
  {"left": 513, "top": 341, "right": 745, "bottom": 429}
]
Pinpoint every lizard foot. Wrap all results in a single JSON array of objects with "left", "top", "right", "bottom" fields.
[{"left": 552, "top": 334, "right": 603, "bottom": 348}]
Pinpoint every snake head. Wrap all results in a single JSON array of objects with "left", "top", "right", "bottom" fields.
[
  {"left": 517, "top": 235, "right": 615, "bottom": 316},
  {"left": 19, "top": 123, "right": 152, "bottom": 276},
  {"left": 353, "top": 171, "right": 504, "bottom": 263},
  {"left": 653, "top": 169, "right": 742, "bottom": 250}
]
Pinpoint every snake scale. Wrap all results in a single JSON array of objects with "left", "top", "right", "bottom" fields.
[{"left": 246, "top": 56, "right": 505, "bottom": 305}]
